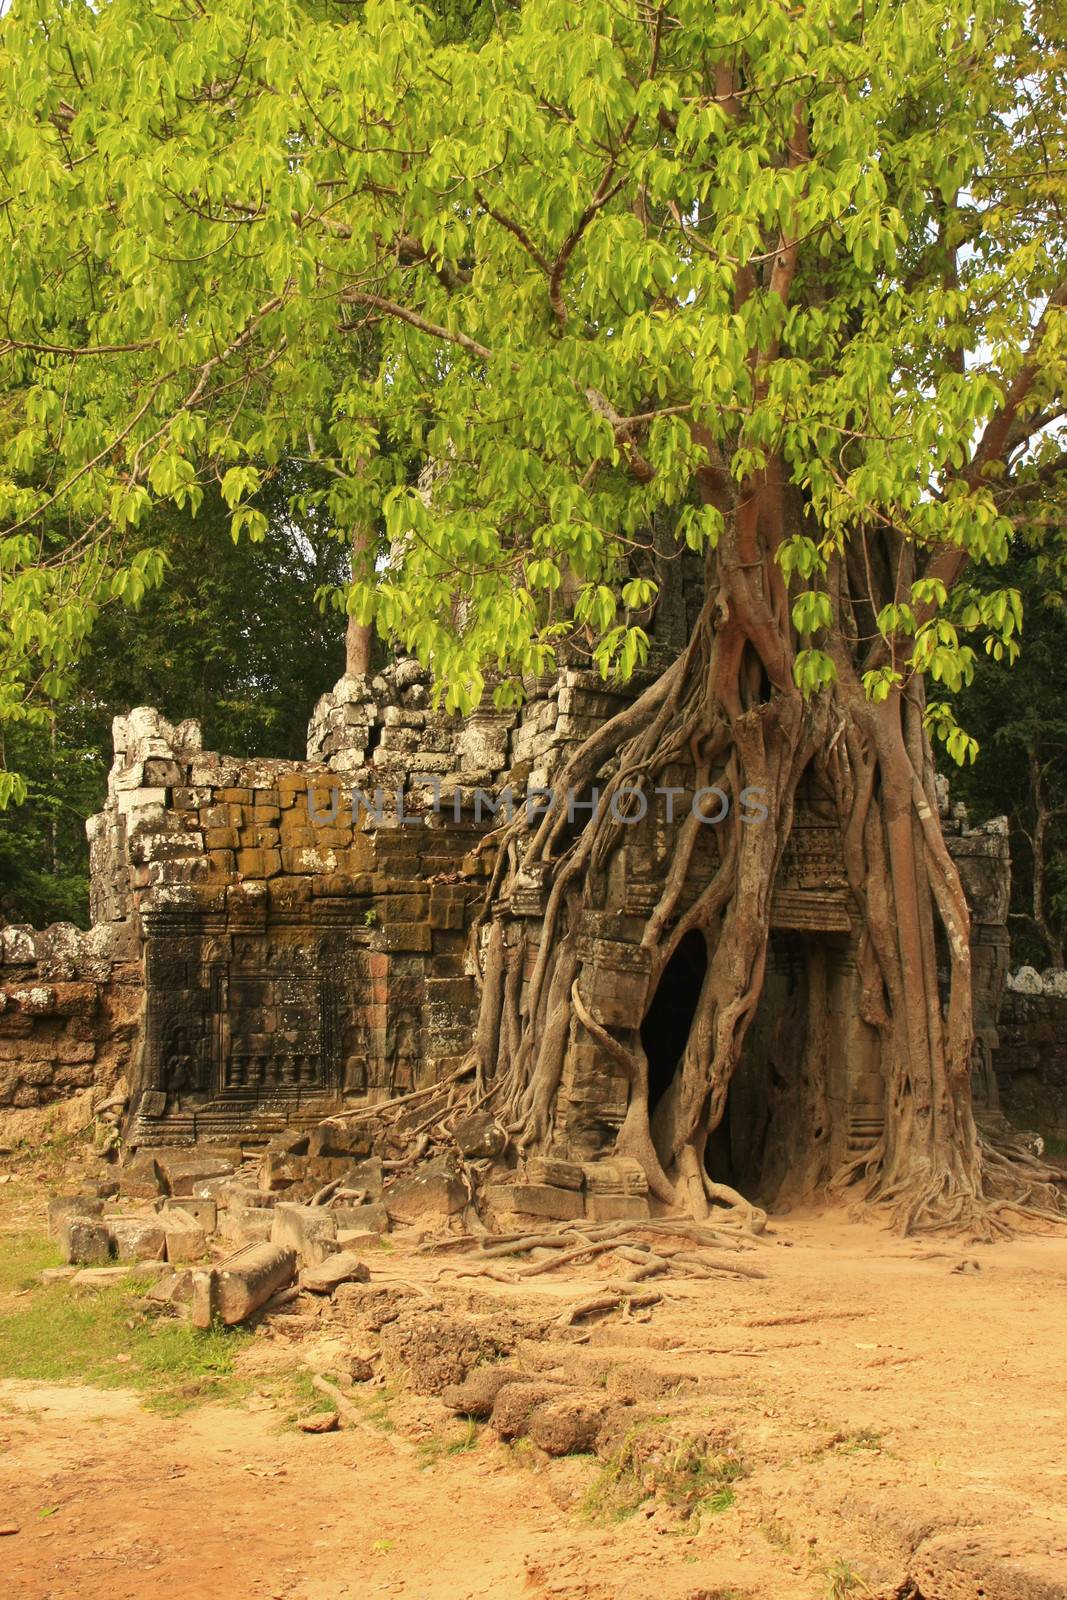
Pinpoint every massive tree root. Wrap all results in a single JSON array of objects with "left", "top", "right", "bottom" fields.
[{"left": 456, "top": 477, "right": 1067, "bottom": 1240}]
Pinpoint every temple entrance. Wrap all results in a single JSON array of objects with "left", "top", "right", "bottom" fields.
[{"left": 640, "top": 929, "right": 708, "bottom": 1115}]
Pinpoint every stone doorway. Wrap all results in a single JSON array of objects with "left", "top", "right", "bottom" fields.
[{"left": 640, "top": 928, "right": 707, "bottom": 1118}]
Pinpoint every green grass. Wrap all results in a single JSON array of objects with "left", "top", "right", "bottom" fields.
[
  {"left": 417, "top": 1417, "right": 481, "bottom": 1465},
  {"left": 0, "top": 1231, "right": 252, "bottom": 1414},
  {"left": 0, "top": 1233, "right": 62, "bottom": 1294},
  {"left": 822, "top": 1558, "right": 872, "bottom": 1598},
  {"left": 581, "top": 1421, "right": 747, "bottom": 1525}
]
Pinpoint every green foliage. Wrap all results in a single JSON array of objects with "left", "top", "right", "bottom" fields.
[
  {"left": 0, "top": 478, "right": 347, "bottom": 923},
  {"left": 0, "top": 0, "right": 1061, "bottom": 750},
  {"left": 954, "top": 556, "right": 1067, "bottom": 965}
]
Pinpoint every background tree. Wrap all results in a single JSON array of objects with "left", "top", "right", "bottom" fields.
[
  {"left": 0, "top": 0, "right": 1064, "bottom": 1230},
  {"left": 1, "top": 477, "right": 348, "bottom": 924}
]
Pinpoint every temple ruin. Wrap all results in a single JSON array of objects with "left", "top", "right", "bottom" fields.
[{"left": 0, "top": 650, "right": 1029, "bottom": 1220}]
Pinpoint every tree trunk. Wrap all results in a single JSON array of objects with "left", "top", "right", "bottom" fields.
[
  {"left": 464, "top": 467, "right": 1066, "bottom": 1237},
  {"left": 345, "top": 524, "right": 373, "bottom": 677}
]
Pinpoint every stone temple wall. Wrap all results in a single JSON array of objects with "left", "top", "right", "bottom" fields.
[
  {"left": 0, "top": 654, "right": 1037, "bottom": 1160},
  {"left": 994, "top": 969, "right": 1067, "bottom": 1138}
]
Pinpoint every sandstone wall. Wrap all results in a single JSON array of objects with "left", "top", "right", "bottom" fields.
[
  {"left": 0, "top": 923, "right": 140, "bottom": 1113},
  {"left": 994, "top": 969, "right": 1067, "bottom": 1137}
]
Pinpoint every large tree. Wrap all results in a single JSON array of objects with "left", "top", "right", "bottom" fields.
[{"left": 0, "top": 0, "right": 1064, "bottom": 1230}]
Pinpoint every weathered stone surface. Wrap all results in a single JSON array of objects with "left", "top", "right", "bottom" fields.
[
  {"left": 47, "top": 1194, "right": 105, "bottom": 1238},
  {"left": 109, "top": 1216, "right": 167, "bottom": 1262},
  {"left": 484, "top": 1182, "right": 584, "bottom": 1222},
  {"left": 385, "top": 1156, "right": 466, "bottom": 1222},
  {"left": 298, "top": 1251, "right": 371, "bottom": 1294},
  {"left": 490, "top": 1382, "right": 565, "bottom": 1440},
  {"left": 191, "top": 1242, "right": 297, "bottom": 1328},
  {"left": 453, "top": 1111, "right": 507, "bottom": 1160},
  {"left": 270, "top": 1203, "right": 339, "bottom": 1265},
  {"left": 584, "top": 1193, "right": 651, "bottom": 1223},
  {"left": 118, "top": 1154, "right": 165, "bottom": 1200},
  {"left": 156, "top": 1152, "right": 236, "bottom": 1196},
  {"left": 162, "top": 1209, "right": 207, "bottom": 1262},
  {"left": 441, "top": 1365, "right": 527, "bottom": 1419},
  {"left": 331, "top": 1202, "right": 390, "bottom": 1234},
  {"left": 162, "top": 1196, "right": 217, "bottom": 1232},
  {"left": 58, "top": 1216, "right": 112, "bottom": 1266},
  {"left": 527, "top": 1394, "right": 606, "bottom": 1456}
]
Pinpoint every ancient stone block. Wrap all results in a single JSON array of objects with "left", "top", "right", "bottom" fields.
[
  {"left": 47, "top": 1194, "right": 105, "bottom": 1238},
  {"left": 58, "top": 1216, "right": 112, "bottom": 1266},
  {"left": 453, "top": 1111, "right": 507, "bottom": 1160},
  {"left": 162, "top": 1196, "right": 217, "bottom": 1233},
  {"left": 156, "top": 1152, "right": 236, "bottom": 1196},
  {"left": 270, "top": 1202, "right": 339, "bottom": 1265},
  {"left": 110, "top": 1216, "right": 167, "bottom": 1262},
  {"left": 298, "top": 1251, "right": 371, "bottom": 1294},
  {"left": 162, "top": 1210, "right": 207, "bottom": 1263},
  {"left": 583, "top": 1193, "right": 651, "bottom": 1222},
  {"left": 483, "top": 1182, "right": 584, "bottom": 1221},
  {"left": 524, "top": 1156, "right": 585, "bottom": 1191},
  {"left": 384, "top": 1156, "right": 466, "bottom": 1222},
  {"left": 191, "top": 1242, "right": 297, "bottom": 1328}
]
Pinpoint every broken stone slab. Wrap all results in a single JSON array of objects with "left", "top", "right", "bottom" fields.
[
  {"left": 47, "top": 1194, "right": 105, "bottom": 1238},
  {"left": 331, "top": 1201, "right": 390, "bottom": 1234},
  {"left": 161, "top": 1209, "right": 207, "bottom": 1263},
  {"left": 39, "top": 1266, "right": 79, "bottom": 1285},
  {"left": 384, "top": 1156, "right": 466, "bottom": 1223},
  {"left": 190, "top": 1242, "right": 297, "bottom": 1328},
  {"left": 58, "top": 1216, "right": 112, "bottom": 1266},
  {"left": 146, "top": 1268, "right": 194, "bottom": 1307},
  {"left": 162, "top": 1195, "right": 217, "bottom": 1232},
  {"left": 298, "top": 1251, "right": 372, "bottom": 1294},
  {"left": 270, "top": 1202, "right": 339, "bottom": 1265},
  {"left": 109, "top": 1216, "right": 167, "bottom": 1262},
  {"left": 71, "top": 1261, "right": 170, "bottom": 1288}
]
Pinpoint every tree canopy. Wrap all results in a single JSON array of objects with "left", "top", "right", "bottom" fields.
[{"left": 0, "top": 0, "right": 1063, "bottom": 802}]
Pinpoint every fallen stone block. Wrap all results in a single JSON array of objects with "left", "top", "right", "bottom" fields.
[
  {"left": 190, "top": 1242, "right": 297, "bottom": 1328},
  {"left": 219, "top": 1205, "right": 274, "bottom": 1246},
  {"left": 583, "top": 1193, "right": 651, "bottom": 1223},
  {"left": 146, "top": 1268, "right": 194, "bottom": 1307},
  {"left": 47, "top": 1194, "right": 105, "bottom": 1238},
  {"left": 58, "top": 1216, "right": 112, "bottom": 1266},
  {"left": 298, "top": 1251, "right": 372, "bottom": 1294},
  {"left": 490, "top": 1381, "right": 566, "bottom": 1440},
  {"left": 109, "top": 1217, "right": 167, "bottom": 1262},
  {"left": 307, "top": 1121, "right": 371, "bottom": 1159},
  {"left": 71, "top": 1261, "right": 170, "bottom": 1288},
  {"left": 260, "top": 1152, "right": 308, "bottom": 1190},
  {"left": 384, "top": 1156, "right": 466, "bottom": 1223},
  {"left": 162, "top": 1210, "right": 207, "bottom": 1263},
  {"left": 270, "top": 1202, "right": 339, "bottom": 1265},
  {"left": 484, "top": 1182, "right": 584, "bottom": 1222},
  {"left": 162, "top": 1195, "right": 217, "bottom": 1233},
  {"left": 452, "top": 1111, "right": 507, "bottom": 1160},
  {"left": 331, "top": 1201, "right": 390, "bottom": 1234},
  {"left": 156, "top": 1151, "right": 236, "bottom": 1196},
  {"left": 118, "top": 1153, "right": 165, "bottom": 1201},
  {"left": 39, "top": 1266, "right": 79, "bottom": 1285}
]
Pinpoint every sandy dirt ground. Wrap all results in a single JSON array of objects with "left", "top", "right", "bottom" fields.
[{"left": 1, "top": 1207, "right": 1066, "bottom": 1600}]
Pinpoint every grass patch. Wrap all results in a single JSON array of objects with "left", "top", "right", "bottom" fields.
[
  {"left": 0, "top": 1231, "right": 252, "bottom": 1414},
  {"left": 582, "top": 1421, "right": 747, "bottom": 1525},
  {"left": 834, "top": 1428, "right": 884, "bottom": 1454},
  {"left": 417, "top": 1417, "right": 481, "bottom": 1465},
  {"left": 822, "top": 1558, "right": 873, "bottom": 1598},
  {"left": 0, "top": 1233, "right": 62, "bottom": 1294}
]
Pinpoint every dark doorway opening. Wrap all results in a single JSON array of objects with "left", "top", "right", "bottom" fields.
[{"left": 640, "top": 929, "right": 708, "bottom": 1115}]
